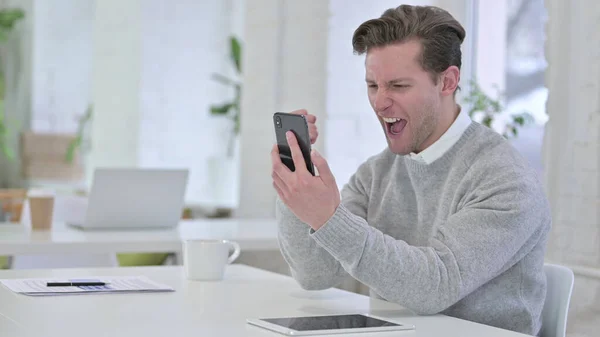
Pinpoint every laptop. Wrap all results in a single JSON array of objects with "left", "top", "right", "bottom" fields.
[{"left": 69, "top": 168, "right": 189, "bottom": 230}]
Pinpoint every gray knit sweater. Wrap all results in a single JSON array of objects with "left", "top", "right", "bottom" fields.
[{"left": 276, "top": 122, "right": 551, "bottom": 335}]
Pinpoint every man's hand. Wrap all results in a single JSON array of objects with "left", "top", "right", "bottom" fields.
[
  {"left": 271, "top": 131, "right": 340, "bottom": 230},
  {"left": 290, "top": 109, "right": 318, "bottom": 144}
]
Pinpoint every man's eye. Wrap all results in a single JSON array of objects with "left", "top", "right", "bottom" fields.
[
  {"left": 368, "top": 84, "right": 378, "bottom": 89},
  {"left": 394, "top": 84, "right": 409, "bottom": 88}
]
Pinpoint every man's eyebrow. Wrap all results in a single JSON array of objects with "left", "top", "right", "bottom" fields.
[
  {"left": 365, "top": 78, "right": 413, "bottom": 84},
  {"left": 388, "top": 78, "right": 413, "bottom": 83}
]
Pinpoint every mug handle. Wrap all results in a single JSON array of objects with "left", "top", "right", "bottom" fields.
[{"left": 227, "top": 241, "right": 241, "bottom": 264}]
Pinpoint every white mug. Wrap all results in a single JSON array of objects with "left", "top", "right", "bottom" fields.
[{"left": 183, "top": 239, "right": 241, "bottom": 281}]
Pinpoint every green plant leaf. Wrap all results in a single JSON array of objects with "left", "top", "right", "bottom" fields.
[
  {"left": 233, "top": 110, "right": 240, "bottom": 135},
  {"left": 0, "top": 98, "right": 12, "bottom": 161},
  {"left": 0, "top": 9, "right": 24, "bottom": 29},
  {"left": 0, "top": 9, "right": 24, "bottom": 43},
  {"left": 513, "top": 116, "right": 525, "bottom": 126},
  {"left": 65, "top": 104, "right": 93, "bottom": 163},
  {"left": 490, "top": 100, "right": 502, "bottom": 113},
  {"left": 0, "top": 9, "right": 24, "bottom": 162},
  {"left": 482, "top": 115, "right": 493, "bottom": 127},
  {"left": 522, "top": 112, "right": 534, "bottom": 123},
  {"left": 1, "top": 142, "right": 13, "bottom": 160},
  {"left": 230, "top": 36, "right": 242, "bottom": 74},
  {"left": 211, "top": 73, "right": 238, "bottom": 87},
  {"left": 65, "top": 137, "right": 81, "bottom": 163},
  {"left": 210, "top": 103, "right": 235, "bottom": 115}
]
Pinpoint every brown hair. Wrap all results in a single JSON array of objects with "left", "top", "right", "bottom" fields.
[{"left": 352, "top": 5, "right": 466, "bottom": 83}]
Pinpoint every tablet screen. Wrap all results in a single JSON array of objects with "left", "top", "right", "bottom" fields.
[{"left": 261, "top": 314, "right": 402, "bottom": 331}]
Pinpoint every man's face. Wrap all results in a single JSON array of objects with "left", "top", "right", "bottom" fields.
[{"left": 365, "top": 40, "right": 443, "bottom": 155}]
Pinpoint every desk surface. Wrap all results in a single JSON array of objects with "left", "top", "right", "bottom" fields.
[
  {"left": 0, "top": 219, "right": 278, "bottom": 255},
  {"left": 0, "top": 265, "right": 529, "bottom": 337}
]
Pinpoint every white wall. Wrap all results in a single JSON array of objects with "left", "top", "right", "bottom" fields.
[
  {"left": 69, "top": 0, "right": 239, "bottom": 204},
  {"left": 138, "top": 0, "right": 233, "bottom": 204},
  {"left": 543, "top": 1, "right": 600, "bottom": 335},
  {"left": 236, "top": 0, "right": 329, "bottom": 218},
  {"left": 277, "top": 1, "right": 329, "bottom": 154},
  {"left": 31, "top": 0, "right": 94, "bottom": 133},
  {"left": 87, "top": 0, "right": 142, "bottom": 185},
  {"left": 236, "top": 0, "right": 281, "bottom": 218}
]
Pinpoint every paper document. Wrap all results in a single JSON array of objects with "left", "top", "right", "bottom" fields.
[{"left": 0, "top": 276, "right": 174, "bottom": 296}]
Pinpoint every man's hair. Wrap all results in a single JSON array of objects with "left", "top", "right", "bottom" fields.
[{"left": 352, "top": 5, "right": 466, "bottom": 83}]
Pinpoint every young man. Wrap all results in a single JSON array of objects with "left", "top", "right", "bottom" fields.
[{"left": 271, "top": 5, "right": 550, "bottom": 336}]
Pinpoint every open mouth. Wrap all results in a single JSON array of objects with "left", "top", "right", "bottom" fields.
[{"left": 383, "top": 117, "right": 407, "bottom": 136}]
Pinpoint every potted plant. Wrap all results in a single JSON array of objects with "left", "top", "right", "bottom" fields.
[
  {"left": 206, "top": 36, "right": 242, "bottom": 210},
  {"left": 463, "top": 79, "right": 533, "bottom": 138},
  {"left": 0, "top": 8, "right": 25, "bottom": 162}
]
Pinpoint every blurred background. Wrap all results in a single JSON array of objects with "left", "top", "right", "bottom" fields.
[{"left": 0, "top": 0, "right": 596, "bottom": 336}]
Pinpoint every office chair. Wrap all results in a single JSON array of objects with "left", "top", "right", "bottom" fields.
[{"left": 540, "top": 263, "right": 574, "bottom": 337}]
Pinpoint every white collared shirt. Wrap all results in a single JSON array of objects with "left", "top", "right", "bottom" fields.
[{"left": 409, "top": 107, "right": 472, "bottom": 164}]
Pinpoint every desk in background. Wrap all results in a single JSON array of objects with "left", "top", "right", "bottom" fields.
[
  {"left": 0, "top": 218, "right": 279, "bottom": 256},
  {"left": 0, "top": 219, "right": 283, "bottom": 272}
]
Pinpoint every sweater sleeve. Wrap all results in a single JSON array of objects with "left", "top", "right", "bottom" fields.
[
  {"left": 309, "top": 168, "right": 551, "bottom": 314},
  {"left": 275, "top": 161, "right": 373, "bottom": 290},
  {"left": 276, "top": 196, "right": 349, "bottom": 290}
]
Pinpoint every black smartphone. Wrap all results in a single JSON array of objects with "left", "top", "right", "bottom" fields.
[{"left": 273, "top": 112, "right": 315, "bottom": 175}]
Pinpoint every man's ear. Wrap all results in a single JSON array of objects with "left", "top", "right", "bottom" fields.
[{"left": 441, "top": 66, "right": 460, "bottom": 97}]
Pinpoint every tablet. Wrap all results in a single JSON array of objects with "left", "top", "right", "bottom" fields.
[{"left": 246, "top": 313, "right": 415, "bottom": 336}]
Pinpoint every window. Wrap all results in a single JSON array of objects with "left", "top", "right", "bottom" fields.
[
  {"left": 473, "top": 0, "right": 547, "bottom": 174},
  {"left": 504, "top": 0, "right": 547, "bottom": 174}
]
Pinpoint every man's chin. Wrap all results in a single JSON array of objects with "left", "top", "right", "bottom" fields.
[{"left": 384, "top": 132, "right": 413, "bottom": 155}]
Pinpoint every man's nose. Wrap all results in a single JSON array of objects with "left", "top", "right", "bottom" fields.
[{"left": 374, "top": 89, "right": 392, "bottom": 113}]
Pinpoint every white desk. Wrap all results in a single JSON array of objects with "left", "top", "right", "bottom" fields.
[
  {"left": 0, "top": 265, "right": 530, "bottom": 337},
  {"left": 0, "top": 219, "right": 278, "bottom": 255}
]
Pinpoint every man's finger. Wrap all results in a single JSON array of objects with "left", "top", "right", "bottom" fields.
[
  {"left": 311, "top": 150, "right": 336, "bottom": 186},
  {"left": 271, "top": 144, "right": 293, "bottom": 180},
  {"left": 305, "top": 114, "right": 317, "bottom": 124},
  {"left": 286, "top": 131, "right": 308, "bottom": 174},
  {"left": 309, "top": 124, "right": 318, "bottom": 144},
  {"left": 291, "top": 109, "right": 308, "bottom": 116}
]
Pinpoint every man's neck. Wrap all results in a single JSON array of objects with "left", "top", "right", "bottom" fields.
[
  {"left": 440, "top": 103, "right": 461, "bottom": 133},
  {"left": 415, "top": 102, "right": 460, "bottom": 153}
]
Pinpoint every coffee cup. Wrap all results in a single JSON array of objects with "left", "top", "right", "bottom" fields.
[
  {"left": 183, "top": 239, "right": 241, "bottom": 281},
  {"left": 29, "top": 195, "right": 55, "bottom": 230}
]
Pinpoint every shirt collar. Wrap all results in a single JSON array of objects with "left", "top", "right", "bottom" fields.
[{"left": 409, "top": 106, "right": 472, "bottom": 164}]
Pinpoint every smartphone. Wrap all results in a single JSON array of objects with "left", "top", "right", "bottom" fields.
[{"left": 273, "top": 112, "right": 315, "bottom": 175}]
